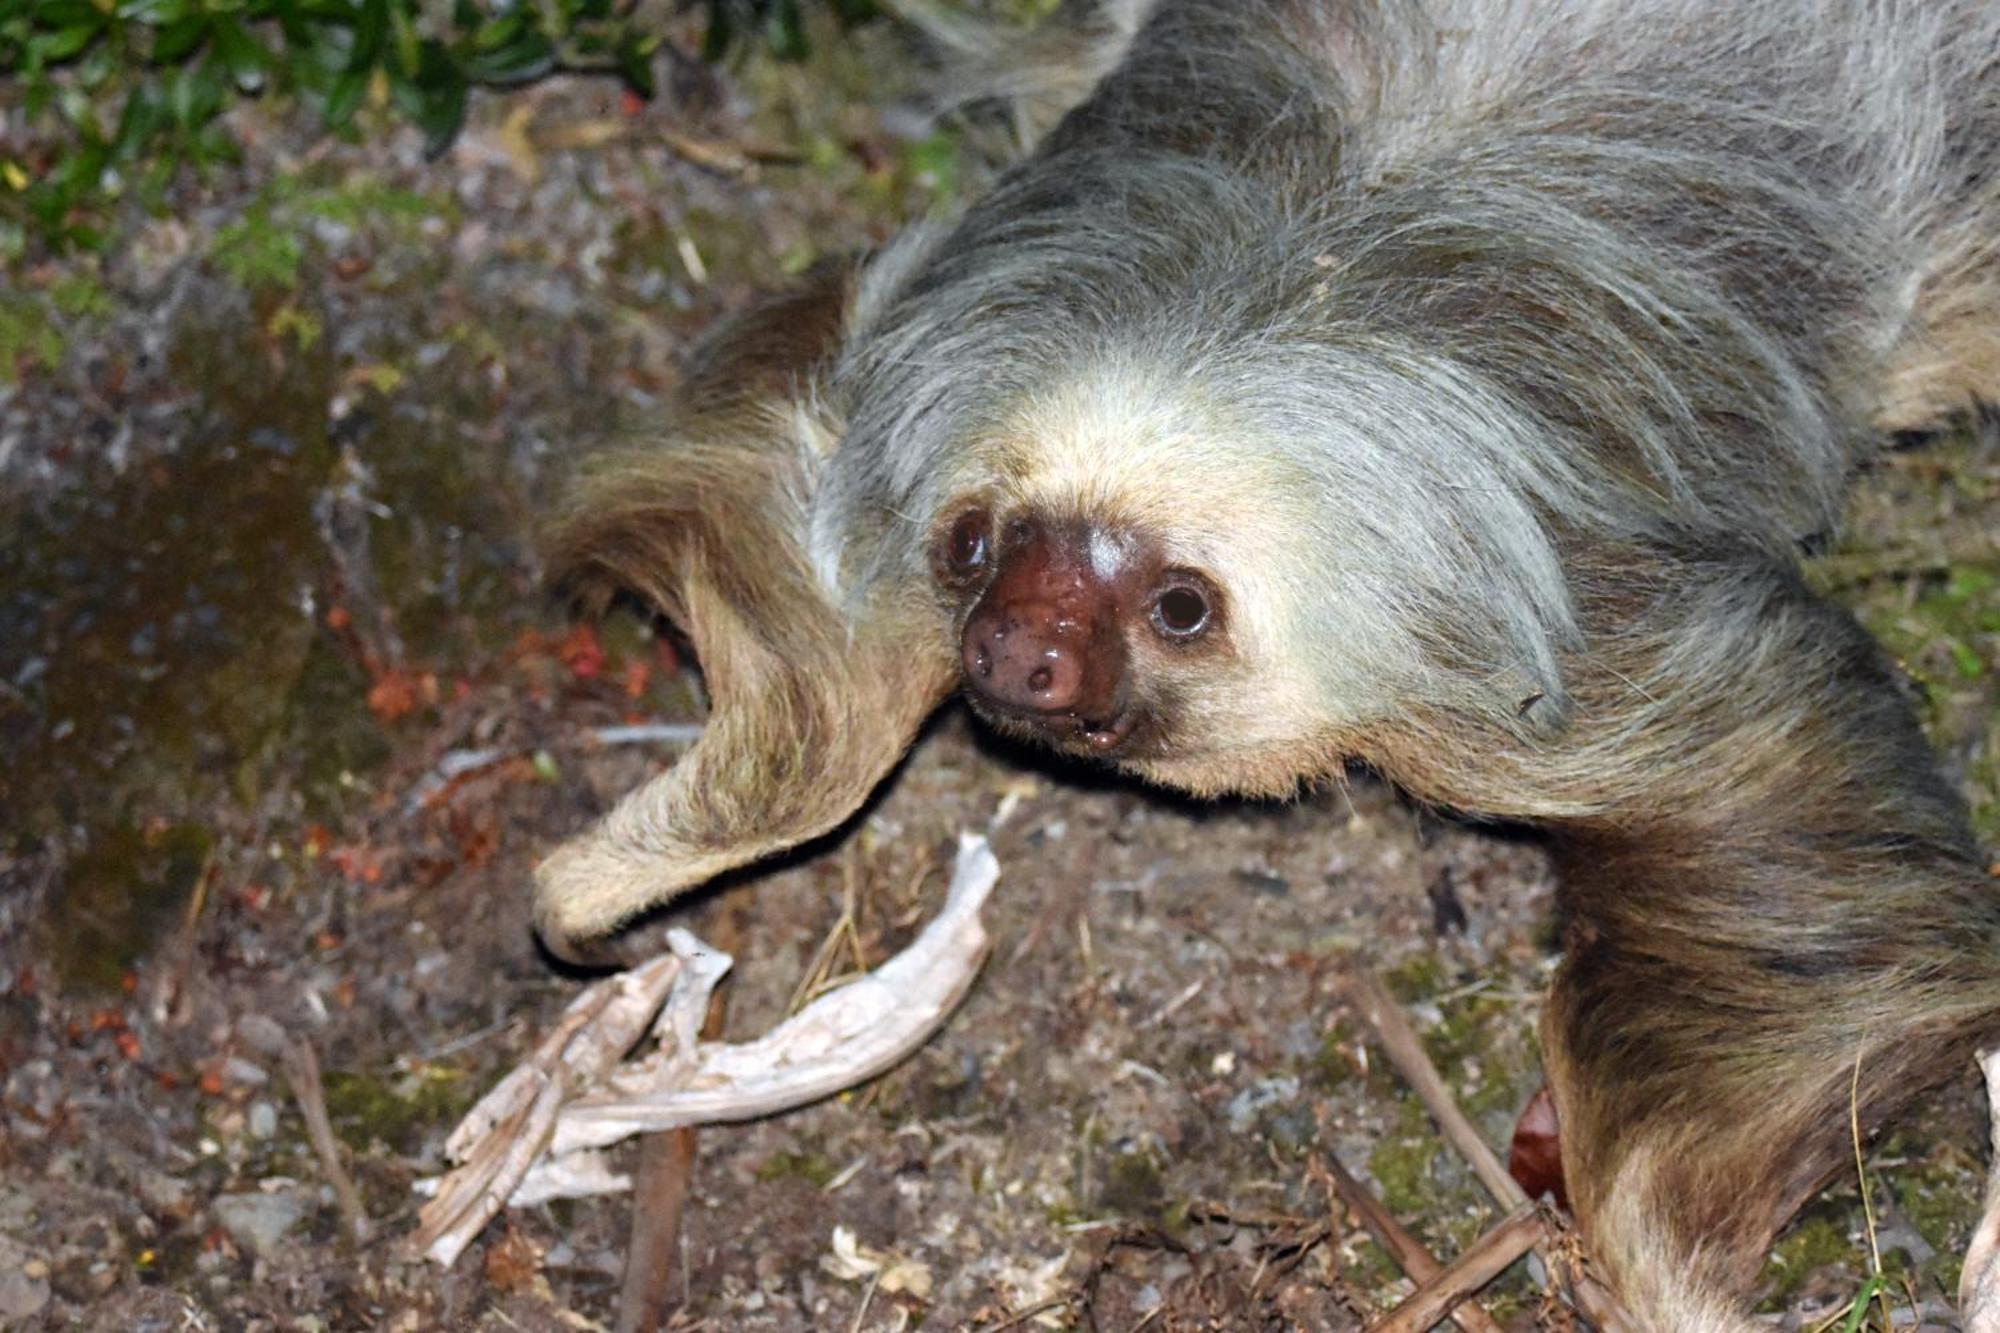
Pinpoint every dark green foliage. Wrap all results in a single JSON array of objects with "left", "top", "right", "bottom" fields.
[{"left": 0, "top": 0, "right": 879, "bottom": 253}]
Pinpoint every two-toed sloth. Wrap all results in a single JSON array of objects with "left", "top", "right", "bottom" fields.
[{"left": 537, "top": 1, "right": 2000, "bottom": 1327}]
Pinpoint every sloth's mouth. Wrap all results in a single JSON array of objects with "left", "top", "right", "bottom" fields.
[{"left": 966, "top": 694, "right": 1142, "bottom": 758}]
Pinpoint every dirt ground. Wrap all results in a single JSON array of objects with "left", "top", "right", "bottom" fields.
[{"left": 1, "top": 13, "right": 1997, "bottom": 1331}]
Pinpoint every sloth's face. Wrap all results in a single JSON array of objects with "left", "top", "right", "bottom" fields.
[
  {"left": 927, "top": 501, "right": 1229, "bottom": 763},
  {"left": 912, "top": 374, "right": 1346, "bottom": 797}
]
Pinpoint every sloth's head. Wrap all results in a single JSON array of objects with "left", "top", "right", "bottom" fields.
[
  {"left": 829, "top": 337, "right": 1585, "bottom": 800},
  {"left": 903, "top": 369, "right": 1345, "bottom": 798}
]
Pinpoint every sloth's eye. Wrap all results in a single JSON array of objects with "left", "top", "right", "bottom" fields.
[
  {"left": 1152, "top": 581, "right": 1213, "bottom": 638},
  {"left": 938, "top": 509, "right": 991, "bottom": 582}
]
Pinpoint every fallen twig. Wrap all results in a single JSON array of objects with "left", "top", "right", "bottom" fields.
[
  {"left": 1342, "top": 966, "right": 1633, "bottom": 1331},
  {"left": 414, "top": 834, "right": 999, "bottom": 1268},
  {"left": 1341, "top": 970, "right": 1523, "bottom": 1207},
  {"left": 1309, "top": 1151, "right": 1504, "bottom": 1333},
  {"left": 281, "top": 1037, "right": 373, "bottom": 1244},
  {"left": 616, "top": 902, "right": 741, "bottom": 1333},
  {"left": 1365, "top": 1203, "right": 1545, "bottom": 1333},
  {"left": 552, "top": 835, "right": 997, "bottom": 1153},
  {"left": 411, "top": 950, "right": 696, "bottom": 1266}
]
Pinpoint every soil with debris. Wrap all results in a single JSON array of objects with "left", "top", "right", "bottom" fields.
[{"left": 1, "top": 15, "right": 1996, "bottom": 1332}]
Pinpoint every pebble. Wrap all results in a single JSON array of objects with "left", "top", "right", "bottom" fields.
[
  {"left": 212, "top": 1191, "right": 306, "bottom": 1256},
  {"left": 0, "top": 1235, "right": 50, "bottom": 1323}
]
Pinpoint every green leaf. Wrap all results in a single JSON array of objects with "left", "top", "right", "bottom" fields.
[
  {"left": 164, "top": 56, "right": 226, "bottom": 129},
  {"left": 613, "top": 33, "right": 654, "bottom": 99},
  {"left": 149, "top": 14, "right": 210, "bottom": 62},
  {"left": 762, "top": 0, "right": 808, "bottom": 60},
  {"left": 115, "top": 0, "right": 188, "bottom": 21},
  {"left": 1836, "top": 1274, "right": 1884, "bottom": 1333},
  {"left": 210, "top": 18, "right": 271, "bottom": 92},
  {"left": 402, "top": 41, "right": 465, "bottom": 155},
  {"left": 461, "top": 12, "right": 554, "bottom": 84},
  {"left": 33, "top": 21, "right": 104, "bottom": 63},
  {"left": 323, "top": 63, "right": 367, "bottom": 127},
  {"left": 350, "top": 0, "right": 387, "bottom": 68},
  {"left": 31, "top": 0, "right": 102, "bottom": 28},
  {"left": 110, "top": 83, "right": 162, "bottom": 161}
]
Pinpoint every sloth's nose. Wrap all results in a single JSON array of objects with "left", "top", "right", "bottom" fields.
[{"left": 962, "top": 600, "right": 1090, "bottom": 713}]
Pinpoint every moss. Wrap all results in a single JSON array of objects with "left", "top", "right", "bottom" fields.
[
  {"left": 45, "top": 821, "right": 210, "bottom": 992},
  {"left": 1308, "top": 1022, "right": 1358, "bottom": 1092},
  {"left": 755, "top": 1150, "right": 838, "bottom": 1188},
  {"left": 321, "top": 1066, "right": 473, "bottom": 1157},
  {"left": 1097, "top": 1145, "right": 1167, "bottom": 1222},
  {"left": 0, "top": 290, "right": 64, "bottom": 383},
  {"left": 1381, "top": 954, "right": 1448, "bottom": 1004},
  {"left": 1367, "top": 1125, "right": 1440, "bottom": 1217},
  {"left": 1762, "top": 1211, "right": 1857, "bottom": 1303}
]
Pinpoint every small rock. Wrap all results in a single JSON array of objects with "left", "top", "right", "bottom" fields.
[
  {"left": 212, "top": 1191, "right": 307, "bottom": 1256},
  {"left": 0, "top": 1235, "right": 51, "bottom": 1323},
  {"left": 1225, "top": 1075, "right": 1301, "bottom": 1133},
  {"left": 235, "top": 1012, "right": 288, "bottom": 1058},
  {"left": 221, "top": 1056, "right": 269, "bottom": 1089},
  {"left": 247, "top": 1101, "right": 279, "bottom": 1139},
  {"left": 137, "top": 1171, "right": 191, "bottom": 1216}
]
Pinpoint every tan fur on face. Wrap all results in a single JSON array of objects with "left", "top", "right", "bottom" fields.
[{"left": 981, "top": 367, "right": 1344, "bottom": 793}]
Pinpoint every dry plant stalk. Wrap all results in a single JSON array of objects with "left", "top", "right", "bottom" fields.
[
  {"left": 412, "top": 834, "right": 999, "bottom": 1269},
  {"left": 1365, "top": 1204, "right": 1546, "bottom": 1333},
  {"left": 1342, "top": 966, "right": 1632, "bottom": 1331},
  {"left": 1311, "top": 1151, "right": 1505, "bottom": 1333}
]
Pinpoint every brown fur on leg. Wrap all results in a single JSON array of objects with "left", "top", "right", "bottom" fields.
[
  {"left": 533, "top": 270, "right": 957, "bottom": 958},
  {"left": 1367, "top": 541, "right": 2000, "bottom": 1326}
]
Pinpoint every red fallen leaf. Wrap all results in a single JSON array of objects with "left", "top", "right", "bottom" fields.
[
  {"left": 332, "top": 254, "right": 373, "bottom": 281},
  {"left": 1509, "top": 1083, "right": 1568, "bottom": 1209},
  {"left": 325, "top": 604, "right": 352, "bottom": 632},
  {"left": 120, "top": 970, "right": 139, "bottom": 996},
  {"left": 197, "top": 1063, "right": 226, "bottom": 1097},
  {"left": 89, "top": 1008, "right": 124, "bottom": 1033},
  {"left": 327, "top": 846, "right": 384, "bottom": 885},
  {"left": 302, "top": 825, "right": 333, "bottom": 858},
  {"left": 655, "top": 637, "right": 682, "bottom": 676},
  {"left": 115, "top": 1030, "right": 141, "bottom": 1060},
  {"left": 558, "top": 623, "right": 607, "bottom": 680},
  {"left": 620, "top": 88, "right": 647, "bottom": 118},
  {"left": 367, "top": 669, "right": 423, "bottom": 722}
]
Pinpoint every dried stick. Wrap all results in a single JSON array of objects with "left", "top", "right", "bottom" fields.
[
  {"left": 617, "top": 1126, "right": 699, "bottom": 1332},
  {"left": 1340, "top": 971, "right": 1523, "bottom": 1208},
  {"left": 616, "top": 905, "right": 741, "bottom": 1333},
  {"left": 1341, "top": 967, "right": 1633, "bottom": 1332},
  {"left": 282, "top": 1037, "right": 373, "bottom": 1244},
  {"left": 1365, "top": 1204, "right": 1545, "bottom": 1333},
  {"left": 1310, "top": 1152, "right": 1505, "bottom": 1333}
]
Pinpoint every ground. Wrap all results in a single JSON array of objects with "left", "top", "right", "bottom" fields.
[{"left": 1, "top": 14, "right": 1997, "bottom": 1331}]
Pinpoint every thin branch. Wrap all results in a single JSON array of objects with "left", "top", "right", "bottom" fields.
[
  {"left": 1309, "top": 1151, "right": 1505, "bottom": 1333},
  {"left": 1341, "top": 970, "right": 1523, "bottom": 1207},
  {"left": 1365, "top": 1204, "right": 1544, "bottom": 1333},
  {"left": 282, "top": 1037, "right": 373, "bottom": 1245}
]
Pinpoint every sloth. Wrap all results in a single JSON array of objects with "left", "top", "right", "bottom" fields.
[{"left": 535, "top": 2, "right": 2000, "bottom": 1327}]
